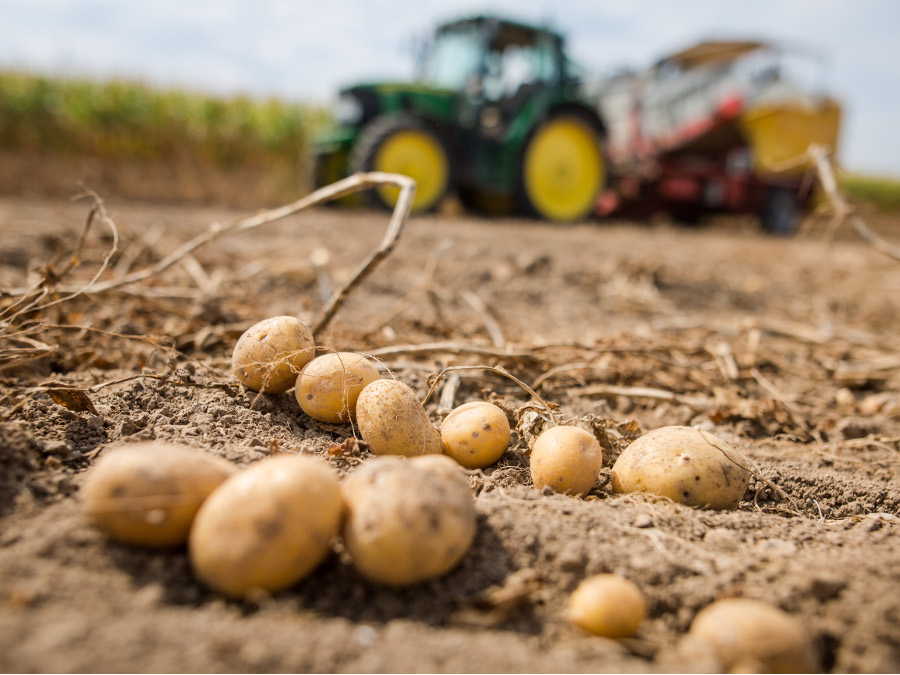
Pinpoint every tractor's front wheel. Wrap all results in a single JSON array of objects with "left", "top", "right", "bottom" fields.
[
  {"left": 350, "top": 115, "right": 450, "bottom": 213},
  {"left": 521, "top": 114, "right": 605, "bottom": 222}
]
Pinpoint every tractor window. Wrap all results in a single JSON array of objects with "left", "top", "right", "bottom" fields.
[
  {"left": 483, "top": 37, "right": 559, "bottom": 101},
  {"left": 425, "top": 27, "right": 484, "bottom": 91}
]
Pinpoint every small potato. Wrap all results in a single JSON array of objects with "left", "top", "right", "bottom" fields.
[
  {"left": 568, "top": 574, "right": 646, "bottom": 638},
  {"left": 341, "top": 455, "right": 476, "bottom": 586},
  {"left": 611, "top": 426, "right": 750, "bottom": 510},
  {"left": 81, "top": 442, "right": 236, "bottom": 548},
  {"left": 530, "top": 425, "right": 603, "bottom": 496},
  {"left": 355, "top": 379, "right": 442, "bottom": 457},
  {"left": 680, "top": 598, "right": 818, "bottom": 673},
  {"left": 232, "top": 315, "right": 315, "bottom": 394},
  {"left": 189, "top": 454, "right": 343, "bottom": 599},
  {"left": 441, "top": 401, "right": 510, "bottom": 469},
  {"left": 295, "top": 352, "right": 380, "bottom": 423}
]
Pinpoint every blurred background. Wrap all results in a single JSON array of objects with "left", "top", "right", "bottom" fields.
[{"left": 0, "top": 0, "right": 897, "bottom": 207}]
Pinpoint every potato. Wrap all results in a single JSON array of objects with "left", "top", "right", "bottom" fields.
[
  {"left": 410, "top": 452, "right": 471, "bottom": 490},
  {"left": 231, "top": 315, "right": 315, "bottom": 394},
  {"left": 680, "top": 598, "right": 818, "bottom": 673},
  {"left": 568, "top": 574, "right": 646, "bottom": 638},
  {"left": 530, "top": 425, "right": 603, "bottom": 496},
  {"left": 81, "top": 442, "right": 236, "bottom": 548},
  {"left": 341, "top": 455, "right": 476, "bottom": 586},
  {"left": 355, "top": 379, "right": 442, "bottom": 456},
  {"left": 611, "top": 426, "right": 750, "bottom": 510},
  {"left": 189, "top": 454, "right": 343, "bottom": 599},
  {"left": 440, "top": 401, "right": 510, "bottom": 469},
  {"left": 294, "top": 351, "right": 380, "bottom": 423}
]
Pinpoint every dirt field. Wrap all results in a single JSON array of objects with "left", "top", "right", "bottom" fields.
[{"left": 1, "top": 191, "right": 899, "bottom": 673}]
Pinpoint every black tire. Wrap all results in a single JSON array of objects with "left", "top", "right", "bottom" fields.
[
  {"left": 349, "top": 115, "right": 451, "bottom": 213},
  {"left": 760, "top": 186, "right": 800, "bottom": 236}
]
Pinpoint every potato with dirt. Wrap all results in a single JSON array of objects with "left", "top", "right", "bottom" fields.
[
  {"left": 680, "top": 598, "right": 818, "bottom": 673},
  {"left": 81, "top": 442, "right": 236, "bottom": 548},
  {"left": 530, "top": 425, "right": 603, "bottom": 496},
  {"left": 294, "top": 351, "right": 380, "bottom": 423},
  {"left": 189, "top": 454, "right": 343, "bottom": 599},
  {"left": 568, "top": 574, "right": 646, "bottom": 638},
  {"left": 231, "top": 315, "right": 315, "bottom": 394},
  {"left": 341, "top": 455, "right": 476, "bottom": 586},
  {"left": 355, "top": 378, "right": 442, "bottom": 456},
  {"left": 440, "top": 401, "right": 511, "bottom": 469},
  {"left": 611, "top": 425, "right": 750, "bottom": 510}
]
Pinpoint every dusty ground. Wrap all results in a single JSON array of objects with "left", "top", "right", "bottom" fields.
[{"left": 1, "top": 190, "right": 899, "bottom": 673}]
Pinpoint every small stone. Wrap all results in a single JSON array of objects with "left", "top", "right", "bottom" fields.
[
  {"left": 860, "top": 392, "right": 894, "bottom": 416},
  {"left": 42, "top": 439, "right": 70, "bottom": 456},
  {"left": 633, "top": 513, "right": 654, "bottom": 529},
  {"left": 834, "top": 388, "right": 856, "bottom": 408}
]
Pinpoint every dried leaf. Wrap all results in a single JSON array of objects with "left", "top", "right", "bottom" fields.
[{"left": 45, "top": 387, "right": 99, "bottom": 415}]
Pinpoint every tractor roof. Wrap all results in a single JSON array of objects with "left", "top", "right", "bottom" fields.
[{"left": 437, "top": 14, "right": 564, "bottom": 49}]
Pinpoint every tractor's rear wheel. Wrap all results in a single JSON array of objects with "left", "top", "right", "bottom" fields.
[
  {"left": 521, "top": 114, "right": 605, "bottom": 222},
  {"left": 351, "top": 115, "right": 450, "bottom": 213},
  {"left": 760, "top": 186, "right": 800, "bottom": 236}
]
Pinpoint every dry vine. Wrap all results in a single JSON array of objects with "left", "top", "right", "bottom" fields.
[{"left": 0, "top": 172, "right": 416, "bottom": 405}]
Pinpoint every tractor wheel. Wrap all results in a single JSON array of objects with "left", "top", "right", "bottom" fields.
[
  {"left": 350, "top": 115, "right": 450, "bottom": 213},
  {"left": 521, "top": 113, "right": 605, "bottom": 222},
  {"left": 760, "top": 186, "right": 799, "bottom": 236}
]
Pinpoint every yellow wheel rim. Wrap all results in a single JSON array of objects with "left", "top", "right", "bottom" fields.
[
  {"left": 523, "top": 117, "right": 604, "bottom": 222},
  {"left": 373, "top": 129, "right": 448, "bottom": 212}
]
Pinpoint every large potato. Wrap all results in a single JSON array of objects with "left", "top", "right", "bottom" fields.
[
  {"left": 611, "top": 425, "right": 750, "bottom": 510},
  {"left": 81, "top": 442, "right": 236, "bottom": 548},
  {"left": 440, "top": 401, "right": 510, "bottom": 469},
  {"left": 231, "top": 315, "right": 315, "bottom": 394},
  {"left": 189, "top": 454, "right": 343, "bottom": 599},
  {"left": 680, "top": 598, "right": 818, "bottom": 673},
  {"left": 294, "top": 351, "right": 380, "bottom": 423},
  {"left": 341, "top": 455, "right": 476, "bottom": 586},
  {"left": 568, "top": 574, "right": 646, "bottom": 638},
  {"left": 530, "top": 425, "right": 603, "bottom": 496},
  {"left": 355, "top": 379, "right": 442, "bottom": 456}
]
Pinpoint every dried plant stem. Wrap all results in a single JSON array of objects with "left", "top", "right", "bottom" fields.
[
  {"left": 1, "top": 190, "right": 119, "bottom": 322},
  {"left": 365, "top": 341, "right": 533, "bottom": 360},
  {"left": 312, "top": 173, "right": 416, "bottom": 336},
  {"left": 423, "top": 364, "right": 558, "bottom": 426},
  {"left": 576, "top": 383, "right": 715, "bottom": 412},
  {"left": 808, "top": 143, "right": 900, "bottom": 263},
  {"left": 460, "top": 289, "right": 506, "bottom": 347}
]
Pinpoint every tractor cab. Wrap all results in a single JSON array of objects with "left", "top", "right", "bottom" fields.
[{"left": 314, "top": 15, "right": 606, "bottom": 221}]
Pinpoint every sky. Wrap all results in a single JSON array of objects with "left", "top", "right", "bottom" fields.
[{"left": 0, "top": 0, "right": 898, "bottom": 176}]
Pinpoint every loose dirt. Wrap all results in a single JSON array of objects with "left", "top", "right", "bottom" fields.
[{"left": 1, "top": 193, "right": 899, "bottom": 673}]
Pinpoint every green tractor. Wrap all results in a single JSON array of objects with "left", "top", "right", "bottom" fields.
[{"left": 313, "top": 15, "right": 607, "bottom": 222}]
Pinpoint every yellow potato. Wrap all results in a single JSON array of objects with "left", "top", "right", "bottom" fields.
[
  {"left": 355, "top": 379, "right": 442, "bottom": 456},
  {"left": 611, "top": 426, "right": 750, "bottom": 510},
  {"left": 681, "top": 598, "right": 818, "bottom": 673},
  {"left": 81, "top": 442, "right": 236, "bottom": 548},
  {"left": 410, "top": 453, "right": 472, "bottom": 490},
  {"left": 231, "top": 315, "right": 315, "bottom": 394},
  {"left": 441, "top": 401, "right": 511, "bottom": 469},
  {"left": 189, "top": 454, "right": 343, "bottom": 599},
  {"left": 530, "top": 425, "right": 603, "bottom": 496},
  {"left": 568, "top": 574, "right": 646, "bottom": 638},
  {"left": 294, "top": 351, "right": 380, "bottom": 423},
  {"left": 341, "top": 455, "right": 476, "bottom": 586}
]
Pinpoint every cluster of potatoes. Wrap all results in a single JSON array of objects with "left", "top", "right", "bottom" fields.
[
  {"left": 81, "top": 315, "right": 816, "bottom": 670},
  {"left": 230, "top": 316, "right": 753, "bottom": 510},
  {"left": 82, "top": 442, "right": 476, "bottom": 597}
]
